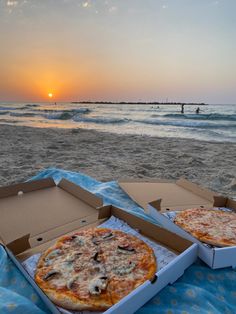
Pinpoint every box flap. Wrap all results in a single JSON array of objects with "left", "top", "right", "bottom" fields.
[
  {"left": 119, "top": 178, "right": 216, "bottom": 211},
  {"left": 0, "top": 178, "right": 55, "bottom": 199},
  {"left": 226, "top": 198, "right": 236, "bottom": 210},
  {"left": 176, "top": 178, "right": 216, "bottom": 201},
  {"left": 7, "top": 234, "right": 31, "bottom": 255},
  {"left": 58, "top": 178, "right": 103, "bottom": 208},
  {"left": 213, "top": 195, "right": 236, "bottom": 211},
  {"left": 0, "top": 178, "right": 103, "bottom": 253}
]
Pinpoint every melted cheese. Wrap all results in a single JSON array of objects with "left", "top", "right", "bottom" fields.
[
  {"left": 38, "top": 228, "right": 155, "bottom": 305},
  {"left": 175, "top": 209, "right": 236, "bottom": 246}
]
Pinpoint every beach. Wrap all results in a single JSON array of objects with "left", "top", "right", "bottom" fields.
[{"left": 0, "top": 124, "right": 235, "bottom": 199}]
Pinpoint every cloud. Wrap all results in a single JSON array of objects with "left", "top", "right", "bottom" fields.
[
  {"left": 6, "top": 0, "right": 18, "bottom": 6},
  {"left": 109, "top": 6, "right": 117, "bottom": 13},
  {"left": 82, "top": 1, "right": 90, "bottom": 8}
]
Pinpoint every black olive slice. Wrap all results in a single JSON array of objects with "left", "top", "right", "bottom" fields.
[
  {"left": 43, "top": 270, "right": 60, "bottom": 281},
  {"left": 94, "top": 286, "right": 100, "bottom": 292},
  {"left": 93, "top": 252, "right": 102, "bottom": 263},
  {"left": 102, "top": 232, "right": 113, "bottom": 239},
  {"left": 118, "top": 245, "right": 135, "bottom": 252}
]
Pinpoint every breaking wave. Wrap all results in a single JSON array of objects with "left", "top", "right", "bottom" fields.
[
  {"left": 44, "top": 108, "right": 90, "bottom": 120},
  {"left": 161, "top": 113, "right": 236, "bottom": 121},
  {"left": 73, "top": 116, "right": 129, "bottom": 124},
  {"left": 22, "top": 104, "right": 40, "bottom": 109},
  {"left": 134, "top": 118, "right": 236, "bottom": 129}
]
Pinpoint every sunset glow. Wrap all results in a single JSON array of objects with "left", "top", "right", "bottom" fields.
[{"left": 0, "top": 1, "right": 235, "bottom": 103}]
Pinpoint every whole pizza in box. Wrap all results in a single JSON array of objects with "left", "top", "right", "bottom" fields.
[{"left": 35, "top": 228, "right": 156, "bottom": 311}]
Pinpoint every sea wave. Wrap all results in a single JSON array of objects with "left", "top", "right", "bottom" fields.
[
  {"left": 73, "top": 116, "right": 129, "bottom": 124},
  {"left": 134, "top": 118, "right": 236, "bottom": 129},
  {"left": 44, "top": 108, "right": 90, "bottom": 120},
  {"left": 0, "top": 106, "right": 17, "bottom": 111},
  {"left": 10, "top": 112, "right": 37, "bottom": 117},
  {"left": 161, "top": 113, "right": 236, "bottom": 121},
  {"left": 22, "top": 104, "right": 40, "bottom": 109},
  {"left": 0, "top": 119, "right": 20, "bottom": 123},
  {"left": 45, "top": 111, "right": 76, "bottom": 120}
]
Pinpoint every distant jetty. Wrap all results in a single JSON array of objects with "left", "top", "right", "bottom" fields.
[{"left": 71, "top": 101, "right": 207, "bottom": 106}]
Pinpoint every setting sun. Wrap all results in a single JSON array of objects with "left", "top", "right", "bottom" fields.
[{"left": 48, "top": 93, "right": 53, "bottom": 98}]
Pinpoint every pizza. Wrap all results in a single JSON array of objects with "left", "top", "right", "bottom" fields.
[
  {"left": 35, "top": 228, "right": 157, "bottom": 311},
  {"left": 174, "top": 208, "right": 236, "bottom": 247}
]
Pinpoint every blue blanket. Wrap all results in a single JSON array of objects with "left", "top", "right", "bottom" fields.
[{"left": 0, "top": 168, "right": 235, "bottom": 313}]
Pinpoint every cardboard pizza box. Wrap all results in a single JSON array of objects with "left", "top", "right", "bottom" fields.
[
  {"left": 119, "top": 178, "right": 236, "bottom": 269},
  {"left": 0, "top": 177, "right": 103, "bottom": 314},
  {"left": 148, "top": 197, "right": 236, "bottom": 269},
  {"left": 0, "top": 177, "right": 198, "bottom": 314},
  {"left": 119, "top": 178, "right": 217, "bottom": 212}
]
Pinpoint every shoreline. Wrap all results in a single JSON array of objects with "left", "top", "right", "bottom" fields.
[
  {"left": 0, "top": 124, "right": 235, "bottom": 198},
  {"left": 1, "top": 123, "right": 234, "bottom": 145}
]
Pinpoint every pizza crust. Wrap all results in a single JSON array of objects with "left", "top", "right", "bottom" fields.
[
  {"left": 199, "top": 235, "right": 236, "bottom": 248},
  {"left": 43, "top": 289, "right": 111, "bottom": 311}
]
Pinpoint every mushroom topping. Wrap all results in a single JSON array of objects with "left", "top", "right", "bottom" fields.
[
  {"left": 117, "top": 245, "right": 136, "bottom": 254},
  {"left": 67, "top": 276, "right": 79, "bottom": 290},
  {"left": 92, "top": 232, "right": 114, "bottom": 245},
  {"left": 93, "top": 252, "right": 101, "bottom": 263},
  {"left": 88, "top": 276, "right": 108, "bottom": 295},
  {"left": 65, "top": 252, "right": 82, "bottom": 263},
  {"left": 43, "top": 270, "right": 61, "bottom": 281},
  {"left": 89, "top": 264, "right": 106, "bottom": 276},
  {"left": 102, "top": 232, "right": 114, "bottom": 240},
  {"left": 114, "top": 262, "right": 136, "bottom": 276}
]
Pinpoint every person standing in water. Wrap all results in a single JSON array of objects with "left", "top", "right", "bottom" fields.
[
  {"left": 181, "top": 104, "right": 184, "bottom": 114},
  {"left": 196, "top": 107, "right": 200, "bottom": 114}
]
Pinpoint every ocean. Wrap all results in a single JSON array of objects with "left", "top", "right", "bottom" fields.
[{"left": 0, "top": 102, "right": 236, "bottom": 143}]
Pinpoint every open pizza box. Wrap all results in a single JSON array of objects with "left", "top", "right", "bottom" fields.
[
  {"left": 0, "top": 177, "right": 197, "bottom": 314},
  {"left": 119, "top": 178, "right": 236, "bottom": 269}
]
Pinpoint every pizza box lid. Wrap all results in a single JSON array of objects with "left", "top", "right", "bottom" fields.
[
  {"left": 0, "top": 177, "right": 103, "bottom": 255},
  {"left": 118, "top": 177, "right": 222, "bottom": 212}
]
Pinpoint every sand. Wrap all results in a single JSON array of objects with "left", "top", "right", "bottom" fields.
[{"left": 0, "top": 124, "right": 235, "bottom": 199}]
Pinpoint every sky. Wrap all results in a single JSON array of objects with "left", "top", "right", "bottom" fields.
[{"left": 0, "top": 0, "right": 236, "bottom": 104}]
